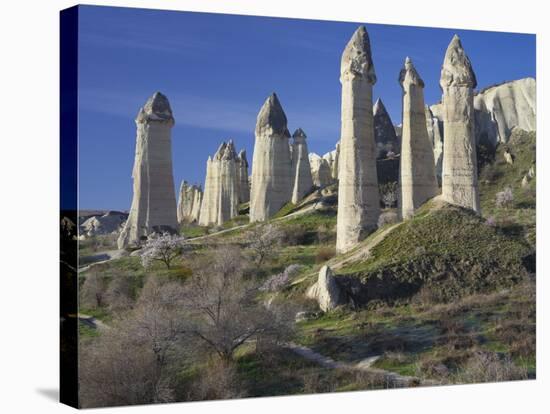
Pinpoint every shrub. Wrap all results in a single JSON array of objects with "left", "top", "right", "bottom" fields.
[
  {"left": 495, "top": 187, "right": 514, "bottom": 208},
  {"left": 316, "top": 246, "right": 336, "bottom": 263},
  {"left": 246, "top": 224, "right": 283, "bottom": 265},
  {"left": 260, "top": 264, "right": 302, "bottom": 292},
  {"left": 379, "top": 182, "right": 398, "bottom": 209},
  {"left": 378, "top": 211, "right": 399, "bottom": 228},
  {"left": 280, "top": 224, "right": 310, "bottom": 246},
  {"left": 316, "top": 224, "right": 334, "bottom": 244},
  {"left": 454, "top": 351, "right": 527, "bottom": 383}
]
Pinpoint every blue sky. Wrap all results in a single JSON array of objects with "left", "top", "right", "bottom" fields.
[{"left": 77, "top": 5, "right": 535, "bottom": 210}]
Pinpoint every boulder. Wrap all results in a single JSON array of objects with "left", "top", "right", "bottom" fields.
[{"left": 306, "top": 265, "right": 344, "bottom": 312}]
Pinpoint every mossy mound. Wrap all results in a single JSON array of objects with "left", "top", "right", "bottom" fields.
[{"left": 337, "top": 202, "right": 532, "bottom": 305}]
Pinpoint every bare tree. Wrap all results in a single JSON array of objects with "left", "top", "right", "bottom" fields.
[
  {"left": 246, "top": 224, "right": 283, "bottom": 266},
  {"left": 104, "top": 275, "right": 134, "bottom": 311},
  {"left": 80, "top": 270, "right": 107, "bottom": 309},
  {"left": 183, "top": 246, "right": 293, "bottom": 362},
  {"left": 79, "top": 276, "right": 193, "bottom": 407}
]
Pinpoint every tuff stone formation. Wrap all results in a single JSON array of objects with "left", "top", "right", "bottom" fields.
[
  {"left": 439, "top": 35, "right": 480, "bottom": 213},
  {"left": 427, "top": 78, "right": 536, "bottom": 178},
  {"left": 199, "top": 141, "right": 240, "bottom": 226},
  {"left": 291, "top": 128, "right": 314, "bottom": 204},
  {"left": 177, "top": 181, "right": 202, "bottom": 223},
  {"left": 373, "top": 98, "right": 399, "bottom": 158},
  {"left": 309, "top": 153, "right": 333, "bottom": 188},
  {"left": 118, "top": 92, "right": 178, "bottom": 248},
  {"left": 190, "top": 186, "right": 203, "bottom": 222},
  {"left": 425, "top": 105, "right": 444, "bottom": 179},
  {"left": 475, "top": 78, "right": 536, "bottom": 146},
  {"left": 336, "top": 26, "right": 380, "bottom": 253},
  {"left": 306, "top": 265, "right": 344, "bottom": 312},
  {"left": 398, "top": 57, "right": 439, "bottom": 219},
  {"left": 236, "top": 150, "right": 250, "bottom": 204},
  {"left": 250, "top": 93, "right": 293, "bottom": 222}
]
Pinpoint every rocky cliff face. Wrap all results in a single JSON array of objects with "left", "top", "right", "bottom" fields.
[
  {"left": 309, "top": 153, "right": 333, "bottom": 188},
  {"left": 474, "top": 77, "right": 536, "bottom": 146},
  {"left": 427, "top": 77, "right": 536, "bottom": 178}
]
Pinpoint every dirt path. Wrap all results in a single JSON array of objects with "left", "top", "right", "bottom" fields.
[
  {"left": 79, "top": 249, "right": 128, "bottom": 272},
  {"left": 285, "top": 342, "right": 437, "bottom": 388}
]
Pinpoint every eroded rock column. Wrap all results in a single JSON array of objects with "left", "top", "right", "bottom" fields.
[
  {"left": 236, "top": 149, "right": 250, "bottom": 204},
  {"left": 336, "top": 26, "right": 380, "bottom": 253},
  {"left": 399, "top": 57, "right": 439, "bottom": 219},
  {"left": 118, "top": 92, "right": 178, "bottom": 248},
  {"left": 250, "top": 93, "right": 293, "bottom": 222},
  {"left": 440, "top": 35, "right": 480, "bottom": 213},
  {"left": 291, "top": 128, "right": 314, "bottom": 203}
]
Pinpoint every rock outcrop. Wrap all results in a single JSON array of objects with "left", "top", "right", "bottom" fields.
[
  {"left": 336, "top": 26, "right": 380, "bottom": 253},
  {"left": 291, "top": 128, "right": 314, "bottom": 203},
  {"left": 199, "top": 141, "right": 240, "bottom": 226},
  {"left": 118, "top": 92, "right": 178, "bottom": 248},
  {"left": 309, "top": 153, "right": 333, "bottom": 188},
  {"left": 177, "top": 181, "right": 202, "bottom": 223},
  {"left": 398, "top": 57, "right": 439, "bottom": 219},
  {"left": 306, "top": 265, "right": 344, "bottom": 312},
  {"left": 439, "top": 35, "right": 480, "bottom": 213},
  {"left": 81, "top": 211, "right": 128, "bottom": 238},
  {"left": 373, "top": 98, "right": 399, "bottom": 158},
  {"left": 250, "top": 93, "right": 293, "bottom": 222},
  {"left": 475, "top": 77, "right": 536, "bottom": 146},
  {"left": 427, "top": 77, "right": 536, "bottom": 178}
]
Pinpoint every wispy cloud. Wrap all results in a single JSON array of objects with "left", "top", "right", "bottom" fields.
[{"left": 79, "top": 88, "right": 258, "bottom": 133}]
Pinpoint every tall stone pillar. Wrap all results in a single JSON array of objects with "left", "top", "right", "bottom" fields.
[
  {"left": 236, "top": 149, "right": 250, "bottom": 204},
  {"left": 336, "top": 26, "right": 380, "bottom": 253},
  {"left": 440, "top": 35, "right": 480, "bottom": 213},
  {"left": 291, "top": 128, "right": 314, "bottom": 204},
  {"left": 118, "top": 92, "right": 178, "bottom": 248},
  {"left": 250, "top": 93, "right": 293, "bottom": 222},
  {"left": 217, "top": 140, "right": 239, "bottom": 225},
  {"left": 399, "top": 57, "right": 439, "bottom": 219}
]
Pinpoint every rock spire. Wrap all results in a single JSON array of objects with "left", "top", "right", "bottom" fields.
[
  {"left": 336, "top": 26, "right": 380, "bottom": 253},
  {"left": 291, "top": 128, "right": 314, "bottom": 203},
  {"left": 198, "top": 140, "right": 240, "bottom": 226},
  {"left": 440, "top": 35, "right": 480, "bottom": 213},
  {"left": 250, "top": 93, "right": 293, "bottom": 222},
  {"left": 118, "top": 92, "right": 178, "bottom": 248},
  {"left": 398, "top": 57, "right": 439, "bottom": 219}
]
